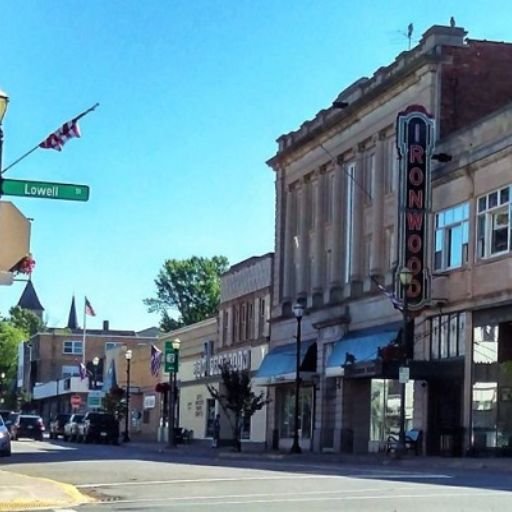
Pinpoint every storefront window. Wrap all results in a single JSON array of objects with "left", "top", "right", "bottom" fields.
[
  {"left": 205, "top": 398, "right": 216, "bottom": 437},
  {"left": 278, "top": 386, "right": 313, "bottom": 439},
  {"left": 472, "top": 322, "right": 512, "bottom": 452},
  {"left": 472, "top": 382, "right": 497, "bottom": 449},
  {"left": 370, "top": 379, "right": 414, "bottom": 444}
]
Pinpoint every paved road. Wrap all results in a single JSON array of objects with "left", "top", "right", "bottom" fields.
[{"left": 3, "top": 438, "right": 512, "bottom": 511}]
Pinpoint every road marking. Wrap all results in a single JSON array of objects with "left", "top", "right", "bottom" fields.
[
  {"left": 93, "top": 489, "right": 511, "bottom": 508},
  {"left": 76, "top": 471, "right": 451, "bottom": 489}
]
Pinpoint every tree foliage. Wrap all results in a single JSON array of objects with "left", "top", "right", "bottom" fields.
[
  {"left": 207, "top": 361, "right": 269, "bottom": 452},
  {"left": 144, "top": 256, "right": 229, "bottom": 332},
  {"left": 9, "top": 306, "right": 44, "bottom": 336},
  {"left": 101, "top": 386, "right": 127, "bottom": 420}
]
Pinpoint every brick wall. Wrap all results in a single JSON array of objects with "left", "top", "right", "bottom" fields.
[{"left": 441, "top": 40, "right": 512, "bottom": 137}]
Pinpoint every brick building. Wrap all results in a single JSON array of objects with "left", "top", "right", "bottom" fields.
[{"left": 262, "top": 24, "right": 512, "bottom": 454}]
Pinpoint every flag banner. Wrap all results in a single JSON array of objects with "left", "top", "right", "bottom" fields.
[
  {"left": 79, "top": 362, "right": 87, "bottom": 380},
  {"left": 371, "top": 276, "right": 403, "bottom": 311},
  {"left": 150, "top": 344, "right": 163, "bottom": 377},
  {"left": 85, "top": 297, "right": 96, "bottom": 317},
  {"left": 39, "top": 119, "right": 80, "bottom": 151}
]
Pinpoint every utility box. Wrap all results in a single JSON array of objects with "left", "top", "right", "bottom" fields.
[{"left": 0, "top": 201, "right": 31, "bottom": 272}]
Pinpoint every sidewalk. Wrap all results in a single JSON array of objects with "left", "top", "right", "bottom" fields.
[
  {"left": 0, "top": 469, "right": 89, "bottom": 512},
  {"left": 126, "top": 439, "right": 512, "bottom": 473}
]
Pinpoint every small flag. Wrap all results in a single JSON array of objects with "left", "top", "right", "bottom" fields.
[
  {"left": 39, "top": 119, "right": 81, "bottom": 152},
  {"left": 371, "top": 276, "right": 403, "bottom": 311},
  {"left": 79, "top": 362, "right": 87, "bottom": 380},
  {"left": 85, "top": 297, "right": 96, "bottom": 317},
  {"left": 150, "top": 345, "right": 163, "bottom": 377}
]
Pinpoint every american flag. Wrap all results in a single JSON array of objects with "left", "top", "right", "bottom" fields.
[
  {"left": 150, "top": 344, "right": 163, "bottom": 377},
  {"left": 371, "top": 276, "right": 403, "bottom": 311},
  {"left": 85, "top": 297, "right": 96, "bottom": 317},
  {"left": 39, "top": 119, "right": 81, "bottom": 151}
]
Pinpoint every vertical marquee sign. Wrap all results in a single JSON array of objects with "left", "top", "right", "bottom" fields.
[{"left": 396, "top": 105, "right": 435, "bottom": 311}]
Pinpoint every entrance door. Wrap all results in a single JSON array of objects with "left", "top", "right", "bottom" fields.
[{"left": 427, "top": 379, "right": 462, "bottom": 455}]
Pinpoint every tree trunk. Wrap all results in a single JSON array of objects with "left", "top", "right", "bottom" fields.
[{"left": 233, "top": 414, "right": 241, "bottom": 452}]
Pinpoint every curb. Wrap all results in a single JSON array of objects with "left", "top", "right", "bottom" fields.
[{"left": 0, "top": 470, "right": 92, "bottom": 512}]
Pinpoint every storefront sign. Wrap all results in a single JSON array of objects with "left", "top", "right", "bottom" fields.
[
  {"left": 193, "top": 349, "right": 251, "bottom": 379},
  {"left": 143, "top": 394, "right": 156, "bottom": 409},
  {"left": 396, "top": 105, "right": 435, "bottom": 311},
  {"left": 399, "top": 366, "right": 410, "bottom": 384}
]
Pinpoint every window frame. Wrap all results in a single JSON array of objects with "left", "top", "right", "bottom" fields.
[
  {"left": 63, "top": 340, "right": 83, "bottom": 355},
  {"left": 434, "top": 202, "right": 469, "bottom": 271},
  {"left": 477, "top": 186, "right": 512, "bottom": 259}
]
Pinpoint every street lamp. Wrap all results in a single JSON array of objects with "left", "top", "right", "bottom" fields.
[
  {"left": 92, "top": 356, "right": 100, "bottom": 390},
  {"left": 398, "top": 266, "right": 413, "bottom": 454},
  {"left": 123, "top": 349, "right": 133, "bottom": 443},
  {"left": 0, "top": 89, "right": 9, "bottom": 174},
  {"left": 290, "top": 302, "right": 304, "bottom": 454},
  {"left": 168, "top": 338, "right": 181, "bottom": 448}
]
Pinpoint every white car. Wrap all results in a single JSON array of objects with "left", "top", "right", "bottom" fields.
[{"left": 63, "top": 414, "right": 84, "bottom": 442}]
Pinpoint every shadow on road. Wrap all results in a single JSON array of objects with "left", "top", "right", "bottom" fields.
[{"left": 2, "top": 438, "right": 512, "bottom": 494}]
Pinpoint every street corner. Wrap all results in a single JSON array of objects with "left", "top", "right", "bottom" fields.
[{"left": 0, "top": 469, "right": 92, "bottom": 512}]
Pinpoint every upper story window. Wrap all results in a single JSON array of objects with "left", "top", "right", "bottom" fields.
[
  {"left": 258, "top": 297, "right": 266, "bottom": 338},
  {"left": 364, "top": 153, "right": 375, "bottom": 204},
  {"left": 222, "top": 310, "right": 229, "bottom": 346},
  {"left": 384, "top": 138, "right": 398, "bottom": 194},
  {"left": 63, "top": 340, "right": 82, "bottom": 355},
  {"left": 105, "top": 342, "right": 120, "bottom": 352},
  {"left": 477, "top": 186, "right": 512, "bottom": 259},
  {"left": 434, "top": 203, "right": 469, "bottom": 270},
  {"left": 326, "top": 172, "right": 335, "bottom": 224}
]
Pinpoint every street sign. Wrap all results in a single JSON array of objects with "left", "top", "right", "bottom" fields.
[
  {"left": 1, "top": 178, "right": 90, "bottom": 202},
  {"left": 164, "top": 341, "right": 179, "bottom": 373},
  {"left": 399, "top": 366, "right": 410, "bottom": 384},
  {"left": 70, "top": 394, "right": 82, "bottom": 408},
  {"left": 0, "top": 201, "right": 31, "bottom": 272}
]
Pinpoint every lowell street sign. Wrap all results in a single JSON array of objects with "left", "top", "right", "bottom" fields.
[{"left": 1, "top": 178, "right": 90, "bottom": 201}]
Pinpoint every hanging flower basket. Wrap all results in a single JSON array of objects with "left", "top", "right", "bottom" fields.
[
  {"left": 155, "top": 382, "right": 170, "bottom": 393},
  {"left": 11, "top": 254, "right": 36, "bottom": 275}
]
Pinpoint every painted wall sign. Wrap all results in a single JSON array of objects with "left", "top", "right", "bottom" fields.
[
  {"left": 396, "top": 105, "right": 435, "bottom": 310},
  {"left": 193, "top": 349, "right": 251, "bottom": 379}
]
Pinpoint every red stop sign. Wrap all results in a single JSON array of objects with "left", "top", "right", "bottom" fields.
[{"left": 70, "top": 395, "right": 81, "bottom": 408}]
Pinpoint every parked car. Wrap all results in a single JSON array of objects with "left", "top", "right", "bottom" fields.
[
  {"left": 77, "top": 412, "right": 119, "bottom": 444},
  {"left": 49, "top": 413, "right": 71, "bottom": 440},
  {"left": 63, "top": 414, "right": 84, "bottom": 442},
  {"left": 0, "top": 410, "right": 17, "bottom": 436},
  {"left": 12, "top": 415, "right": 45, "bottom": 441},
  {"left": 0, "top": 416, "right": 12, "bottom": 456}
]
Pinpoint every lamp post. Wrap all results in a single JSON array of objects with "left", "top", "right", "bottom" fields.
[
  {"left": 123, "top": 349, "right": 132, "bottom": 443},
  {"left": 0, "top": 89, "right": 9, "bottom": 175},
  {"left": 92, "top": 356, "right": 100, "bottom": 390},
  {"left": 398, "top": 266, "right": 413, "bottom": 454},
  {"left": 167, "top": 338, "right": 181, "bottom": 448},
  {"left": 290, "top": 303, "right": 304, "bottom": 454}
]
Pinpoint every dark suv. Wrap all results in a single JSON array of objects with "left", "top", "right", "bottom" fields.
[
  {"left": 49, "top": 413, "right": 71, "bottom": 440},
  {"left": 79, "top": 412, "right": 119, "bottom": 444},
  {"left": 12, "top": 415, "right": 45, "bottom": 441}
]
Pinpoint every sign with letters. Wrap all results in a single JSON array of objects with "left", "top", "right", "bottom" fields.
[
  {"left": 396, "top": 105, "right": 435, "bottom": 311},
  {"left": 193, "top": 349, "right": 251, "bottom": 379}
]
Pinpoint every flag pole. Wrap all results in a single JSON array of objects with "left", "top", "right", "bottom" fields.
[
  {"left": 82, "top": 297, "right": 87, "bottom": 365},
  {"left": 1, "top": 102, "right": 100, "bottom": 175}
]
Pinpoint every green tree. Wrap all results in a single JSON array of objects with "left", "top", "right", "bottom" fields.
[
  {"left": 0, "top": 321, "right": 27, "bottom": 408},
  {"left": 144, "top": 256, "right": 229, "bottom": 331},
  {"left": 101, "top": 386, "right": 127, "bottom": 420},
  {"left": 207, "top": 361, "right": 270, "bottom": 452},
  {"left": 9, "top": 306, "right": 44, "bottom": 336}
]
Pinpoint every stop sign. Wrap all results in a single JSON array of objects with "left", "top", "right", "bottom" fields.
[
  {"left": 70, "top": 395, "right": 82, "bottom": 408},
  {"left": 0, "top": 201, "right": 31, "bottom": 272}
]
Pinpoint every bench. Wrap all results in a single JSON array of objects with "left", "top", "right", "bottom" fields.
[{"left": 386, "top": 428, "right": 423, "bottom": 455}]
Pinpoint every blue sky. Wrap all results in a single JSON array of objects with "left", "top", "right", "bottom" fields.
[{"left": 0, "top": 1, "right": 510, "bottom": 331}]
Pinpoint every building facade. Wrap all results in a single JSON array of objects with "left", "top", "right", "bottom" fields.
[
  {"left": 22, "top": 322, "right": 157, "bottom": 425},
  {"left": 262, "top": 24, "right": 512, "bottom": 454}
]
